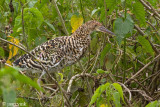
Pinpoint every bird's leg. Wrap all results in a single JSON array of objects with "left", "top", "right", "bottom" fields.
[
  {"left": 37, "top": 71, "right": 46, "bottom": 97},
  {"left": 37, "top": 70, "right": 46, "bottom": 86}
]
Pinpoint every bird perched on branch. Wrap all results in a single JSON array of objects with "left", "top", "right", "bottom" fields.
[{"left": 13, "top": 20, "right": 115, "bottom": 80}]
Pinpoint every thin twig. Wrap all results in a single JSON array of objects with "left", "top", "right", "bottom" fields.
[
  {"left": 0, "top": 37, "right": 72, "bottom": 107},
  {"left": 125, "top": 54, "right": 160, "bottom": 84},
  {"left": 134, "top": 25, "right": 159, "bottom": 54},
  {"left": 20, "top": 2, "right": 28, "bottom": 50},
  {"left": 52, "top": 0, "right": 69, "bottom": 36},
  {"left": 67, "top": 73, "right": 94, "bottom": 95},
  {"left": 139, "top": 0, "right": 160, "bottom": 19},
  {"left": 117, "top": 82, "right": 132, "bottom": 102},
  {"left": 130, "top": 89, "right": 153, "bottom": 101}
]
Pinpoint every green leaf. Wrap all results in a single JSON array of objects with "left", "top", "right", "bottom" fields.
[
  {"left": 58, "top": 73, "right": 64, "bottom": 84},
  {"left": 91, "top": 8, "right": 100, "bottom": 16},
  {"left": 16, "top": 74, "right": 42, "bottom": 91},
  {"left": 44, "top": 20, "right": 55, "bottom": 31},
  {"left": 89, "top": 92, "right": 99, "bottom": 107},
  {"left": 112, "top": 83, "right": 125, "bottom": 103},
  {"left": 100, "top": 7, "right": 105, "bottom": 21},
  {"left": 35, "top": 36, "right": 47, "bottom": 46},
  {"left": 0, "top": 47, "right": 4, "bottom": 57},
  {"left": 106, "top": 0, "right": 121, "bottom": 14},
  {"left": 112, "top": 92, "right": 122, "bottom": 107},
  {"left": 89, "top": 86, "right": 102, "bottom": 106},
  {"left": 14, "top": 16, "right": 22, "bottom": 28},
  {"left": 146, "top": 100, "right": 158, "bottom": 107},
  {"left": 100, "top": 44, "right": 111, "bottom": 66},
  {"left": 90, "top": 36, "right": 98, "bottom": 54},
  {"left": 0, "top": 0, "right": 5, "bottom": 6},
  {"left": 0, "top": 67, "right": 42, "bottom": 91},
  {"left": 89, "top": 83, "right": 110, "bottom": 107},
  {"left": 2, "top": 89, "right": 16, "bottom": 104},
  {"left": 28, "top": 0, "right": 38, "bottom": 8},
  {"left": 24, "top": 8, "right": 44, "bottom": 28},
  {"left": 16, "top": 98, "right": 27, "bottom": 106},
  {"left": 106, "top": 83, "right": 111, "bottom": 105},
  {"left": 137, "top": 36, "right": 154, "bottom": 56},
  {"left": 133, "top": 1, "right": 146, "bottom": 25},
  {"left": 96, "top": 69, "right": 105, "bottom": 74},
  {"left": 114, "top": 14, "right": 134, "bottom": 44}
]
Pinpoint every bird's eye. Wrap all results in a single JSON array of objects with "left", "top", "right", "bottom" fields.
[{"left": 94, "top": 24, "right": 98, "bottom": 28}]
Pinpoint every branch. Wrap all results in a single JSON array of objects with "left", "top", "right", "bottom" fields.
[
  {"left": 117, "top": 82, "right": 132, "bottom": 102},
  {"left": 125, "top": 53, "right": 160, "bottom": 84},
  {"left": 139, "top": 0, "right": 160, "bottom": 19},
  {"left": 67, "top": 73, "right": 94, "bottom": 97},
  {"left": 134, "top": 25, "right": 159, "bottom": 54},
  {"left": 52, "top": 0, "right": 69, "bottom": 36},
  {"left": 130, "top": 90, "right": 153, "bottom": 101},
  {"left": 0, "top": 37, "right": 72, "bottom": 107}
]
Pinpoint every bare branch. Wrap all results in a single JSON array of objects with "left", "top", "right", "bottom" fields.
[
  {"left": 125, "top": 54, "right": 160, "bottom": 84},
  {"left": 52, "top": 0, "right": 69, "bottom": 36}
]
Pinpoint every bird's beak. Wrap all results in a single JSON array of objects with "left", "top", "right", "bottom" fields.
[{"left": 97, "top": 26, "right": 115, "bottom": 35}]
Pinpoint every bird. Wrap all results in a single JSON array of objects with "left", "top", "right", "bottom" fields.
[{"left": 12, "top": 20, "right": 115, "bottom": 81}]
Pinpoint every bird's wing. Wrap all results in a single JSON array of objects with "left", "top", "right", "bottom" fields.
[{"left": 13, "top": 36, "right": 68, "bottom": 72}]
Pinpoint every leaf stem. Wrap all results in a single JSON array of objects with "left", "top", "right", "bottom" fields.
[
  {"left": 21, "top": 2, "right": 28, "bottom": 50},
  {"left": 123, "top": 37, "right": 126, "bottom": 83},
  {"left": 124, "top": 0, "right": 127, "bottom": 19}
]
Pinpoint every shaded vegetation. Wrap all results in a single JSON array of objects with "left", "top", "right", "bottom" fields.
[{"left": 0, "top": 0, "right": 160, "bottom": 106}]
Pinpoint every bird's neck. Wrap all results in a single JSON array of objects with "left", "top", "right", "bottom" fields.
[{"left": 71, "top": 24, "right": 92, "bottom": 39}]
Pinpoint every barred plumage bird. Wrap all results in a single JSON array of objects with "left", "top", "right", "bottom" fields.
[{"left": 13, "top": 20, "right": 115, "bottom": 78}]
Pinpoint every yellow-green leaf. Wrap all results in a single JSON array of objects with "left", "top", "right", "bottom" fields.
[
  {"left": 112, "top": 83, "right": 125, "bottom": 103},
  {"left": 71, "top": 15, "right": 83, "bottom": 33},
  {"left": 100, "top": 104, "right": 108, "bottom": 107},
  {"left": 7, "top": 36, "right": 20, "bottom": 65}
]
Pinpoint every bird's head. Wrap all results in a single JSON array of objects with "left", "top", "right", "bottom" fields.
[{"left": 85, "top": 20, "right": 115, "bottom": 35}]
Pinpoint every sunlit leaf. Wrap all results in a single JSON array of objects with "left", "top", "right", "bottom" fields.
[
  {"left": 24, "top": 8, "right": 44, "bottom": 28},
  {"left": 58, "top": 73, "right": 64, "bottom": 84},
  {"left": 0, "top": 0, "right": 5, "bottom": 6},
  {"left": 100, "top": 104, "right": 108, "bottom": 107},
  {"left": 6, "top": 36, "right": 19, "bottom": 65},
  {"left": 91, "top": 8, "right": 100, "bottom": 16},
  {"left": 96, "top": 69, "right": 105, "bottom": 74},
  {"left": 146, "top": 100, "right": 159, "bottom": 107},
  {"left": 28, "top": 0, "right": 38, "bottom": 8},
  {"left": 71, "top": 14, "right": 83, "bottom": 33},
  {"left": 112, "top": 92, "right": 122, "bottom": 107},
  {"left": 89, "top": 83, "right": 110, "bottom": 107},
  {"left": 89, "top": 86, "right": 101, "bottom": 107},
  {"left": 0, "top": 47, "right": 4, "bottom": 57},
  {"left": 112, "top": 83, "right": 125, "bottom": 103}
]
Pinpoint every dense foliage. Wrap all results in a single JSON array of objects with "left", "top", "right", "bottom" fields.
[{"left": 0, "top": 0, "right": 160, "bottom": 106}]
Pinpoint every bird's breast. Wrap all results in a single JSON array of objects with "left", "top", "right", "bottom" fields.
[{"left": 64, "top": 36, "right": 91, "bottom": 66}]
